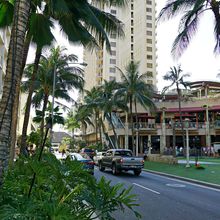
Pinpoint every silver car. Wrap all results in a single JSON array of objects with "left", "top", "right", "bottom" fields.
[{"left": 93, "top": 152, "right": 106, "bottom": 165}]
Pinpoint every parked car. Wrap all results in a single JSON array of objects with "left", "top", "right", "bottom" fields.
[
  {"left": 93, "top": 151, "right": 106, "bottom": 165},
  {"left": 80, "top": 148, "right": 96, "bottom": 159},
  {"left": 98, "top": 149, "right": 144, "bottom": 176},
  {"left": 68, "top": 153, "right": 95, "bottom": 175}
]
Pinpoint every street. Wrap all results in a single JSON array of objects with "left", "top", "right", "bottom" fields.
[{"left": 95, "top": 167, "right": 220, "bottom": 220}]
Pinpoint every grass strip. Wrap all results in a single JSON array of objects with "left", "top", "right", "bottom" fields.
[{"left": 144, "top": 161, "right": 220, "bottom": 185}]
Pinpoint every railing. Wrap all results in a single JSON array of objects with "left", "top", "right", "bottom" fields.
[{"left": 128, "top": 122, "right": 156, "bottom": 130}]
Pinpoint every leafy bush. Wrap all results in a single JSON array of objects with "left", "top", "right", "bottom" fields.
[
  {"left": 195, "top": 164, "right": 205, "bottom": 170},
  {"left": 0, "top": 152, "right": 141, "bottom": 219}
]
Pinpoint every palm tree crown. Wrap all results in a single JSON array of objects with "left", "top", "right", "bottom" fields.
[{"left": 158, "top": 0, "right": 220, "bottom": 58}]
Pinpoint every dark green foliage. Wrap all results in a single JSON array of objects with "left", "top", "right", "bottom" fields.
[
  {"left": 0, "top": 0, "right": 14, "bottom": 27},
  {"left": 0, "top": 152, "right": 141, "bottom": 219}
]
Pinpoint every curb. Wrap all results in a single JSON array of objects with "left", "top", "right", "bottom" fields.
[{"left": 143, "top": 169, "right": 220, "bottom": 190}]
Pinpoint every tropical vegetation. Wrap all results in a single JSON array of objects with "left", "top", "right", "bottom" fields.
[
  {"left": 162, "top": 65, "right": 190, "bottom": 155},
  {"left": 116, "top": 61, "right": 155, "bottom": 155},
  {"left": 0, "top": 151, "right": 141, "bottom": 219},
  {"left": 21, "top": 46, "right": 84, "bottom": 153}
]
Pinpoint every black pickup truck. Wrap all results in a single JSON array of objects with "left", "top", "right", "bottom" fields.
[{"left": 98, "top": 149, "right": 144, "bottom": 176}]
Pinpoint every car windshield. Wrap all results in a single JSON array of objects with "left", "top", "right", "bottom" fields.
[
  {"left": 70, "top": 154, "right": 90, "bottom": 160},
  {"left": 83, "top": 149, "right": 94, "bottom": 152},
  {"left": 114, "top": 151, "right": 132, "bottom": 157}
]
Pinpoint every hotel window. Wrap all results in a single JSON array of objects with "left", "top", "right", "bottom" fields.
[
  {"left": 146, "top": 0, "right": 152, "bottom": 5},
  {"left": 110, "top": 67, "right": 116, "bottom": 73},
  {"left": 110, "top": 42, "right": 116, "bottom": 47},
  {"left": 110, "top": 59, "right": 116, "bottom": 64},
  {"left": 110, "top": 33, "right": 116, "bottom": 39},
  {"left": 131, "top": 44, "right": 134, "bottom": 51},
  {"left": 147, "top": 38, "right": 152, "bottom": 43},
  {"left": 131, "top": 4, "right": 134, "bottom": 10},
  {"left": 147, "top": 55, "right": 152, "bottom": 60},
  {"left": 131, "top": 52, "right": 134, "bottom": 59},
  {"left": 131, "top": 12, "right": 134, "bottom": 18},
  {"left": 131, "top": 20, "right": 134, "bottom": 26},
  {"left": 131, "top": 27, "right": 134, "bottom": 34},
  {"left": 111, "top": 50, "right": 116, "bottom": 56},
  {"left": 147, "top": 31, "right": 152, "bottom": 36},
  {"left": 131, "top": 36, "right": 134, "bottom": 42},
  {"left": 147, "top": 23, "right": 152, "bottom": 28},
  {"left": 110, "top": 9, "right": 116, "bottom": 14},
  {"left": 147, "top": 63, "right": 153, "bottom": 68},
  {"left": 147, "top": 71, "right": 153, "bottom": 77},
  {"left": 146, "top": 8, "right": 152, "bottom": 12},
  {"left": 147, "top": 47, "right": 152, "bottom": 52},
  {"left": 109, "top": 76, "right": 116, "bottom": 81},
  {"left": 147, "top": 15, "right": 152, "bottom": 20}
]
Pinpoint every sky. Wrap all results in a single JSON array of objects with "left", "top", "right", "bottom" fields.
[{"left": 157, "top": 0, "right": 220, "bottom": 91}]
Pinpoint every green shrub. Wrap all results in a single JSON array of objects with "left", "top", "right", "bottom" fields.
[{"left": 0, "top": 152, "right": 141, "bottom": 219}]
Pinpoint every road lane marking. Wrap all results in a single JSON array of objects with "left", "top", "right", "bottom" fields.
[
  {"left": 166, "top": 183, "right": 186, "bottom": 188},
  {"left": 133, "top": 183, "right": 160, "bottom": 194}
]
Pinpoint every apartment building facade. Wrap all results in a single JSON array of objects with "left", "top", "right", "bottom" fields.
[{"left": 83, "top": 0, "right": 157, "bottom": 91}]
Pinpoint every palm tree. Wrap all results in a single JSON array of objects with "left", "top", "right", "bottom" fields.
[
  {"left": 65, "top": 111, "right": 80, "bottom": 140},
  {"left": 162, "top": 65, "right": 190, "bottom": 155},
  {"left": 83, "top": 87, "right": 103, "bottom": 145},
  {"left": 0, "top": 0, "right": 31, "bottom": 173},
  {"left": 33, "top": 105, "right": 65, "bottom": 129},
  {"left": 21, "top": 47, "right": 84, "bottom": 149},
  {"left": 100, "top": 80, "right": 127, "bottom": 148},
  {"left": 75, "top": 105, "right": 94, "bottom": 143},
  {"left": 116, "top": 61, "right": 155, "bottom": 155},
  {"left": 158, "top": 0, "right": 220, "bottom": 58}
]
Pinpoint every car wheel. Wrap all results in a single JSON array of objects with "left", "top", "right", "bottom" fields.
[
  {"left": 112, "top": 164, "right": 119, "bottom": 175},
  {"left": 99, "top": 161, "right": 105, "bottom": 171},
  {"left": 134, "top": 170, "right": 141, "bottom": 176}
]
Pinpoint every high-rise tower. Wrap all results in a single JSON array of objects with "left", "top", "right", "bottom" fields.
[{"left": 84, "top": 0, "right": 157, "bottom": 91}]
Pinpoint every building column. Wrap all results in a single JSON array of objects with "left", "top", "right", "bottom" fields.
[
  {"left": 160, "top": 108, "right": 166, "bottom": 154},
  {"left": 204, "top": 105, "right": 211, "bottom": 147},
  {"left": 147, "top": 135, "right": 151, "bottom": 155},
  {"left": 140, "top": 136, "right": 143, "bottom": 154}
]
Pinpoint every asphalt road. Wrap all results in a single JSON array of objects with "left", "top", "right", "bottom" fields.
[{"left": 94, "top": 167, "right": 220, "bottom": 220}]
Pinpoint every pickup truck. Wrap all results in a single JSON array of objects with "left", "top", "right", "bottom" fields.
[{"left": 98, "top": 149, "right": 144, "bottom": 176}]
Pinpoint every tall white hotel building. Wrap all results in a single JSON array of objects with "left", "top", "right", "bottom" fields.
[{"left": 83, "top": 0, "right": 157, "bottom": 91}]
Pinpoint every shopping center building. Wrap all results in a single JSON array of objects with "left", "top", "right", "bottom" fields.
[{"left": 83, "top": 81, "right": 220, "bottom": 155}]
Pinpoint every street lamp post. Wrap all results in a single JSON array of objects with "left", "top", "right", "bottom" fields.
[{"left": 184, "top": 118, "right": 190, "bottom": 168}]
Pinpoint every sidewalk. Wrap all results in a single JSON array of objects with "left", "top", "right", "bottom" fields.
[{"left": 178, "top": 160, "right": 220, "bottom": 165}]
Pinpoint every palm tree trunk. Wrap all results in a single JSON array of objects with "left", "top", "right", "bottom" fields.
[
  {"left": 99, "top": 117, "right": 103, "bottom": 147},
  {"left": 177, "top": 85, "right": 184, "bottom": 156},
  {"left": 109, "top": 113, "right": 118, "bottom": 148},
  {"left": 40, "top": 94, "right": 49, "bottom": 142},
  {"left": 10, "top": 34, "right": 32, "bottom": 163},
  {"left": 130, "top": 96, "right": 135, "bottom": 155},
  {"left": 0, "top": 0, "right": 31, "bottom": 178},
  {"left": 134, "top": 99, "right": 139, "bottom": 156},
  {"left": 20, "top": 47, "right": 42, "bottom": 154},
  {"left": 95, "top": 111, "right": 98, "bottom": 145}
]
